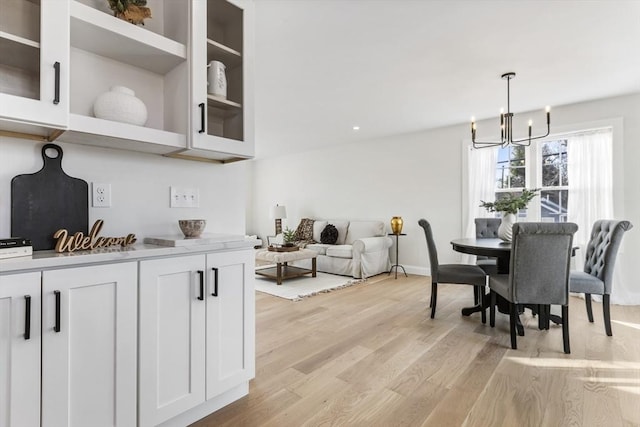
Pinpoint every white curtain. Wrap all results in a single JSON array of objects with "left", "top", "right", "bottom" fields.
[
  {"left": 463, "top": 145, "right": 497, "bottom": 263},
  {"left": 566, "top": 129, "right": 630, "bottom": 303}
]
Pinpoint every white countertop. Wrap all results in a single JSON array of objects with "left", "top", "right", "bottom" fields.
[{"left": 0, "top": 234, "right": 259, "bottom": 274}]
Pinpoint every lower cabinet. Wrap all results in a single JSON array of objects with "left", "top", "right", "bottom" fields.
[
  {"left": 205, "top": 250, "right": 255, "bottom": 400},
  {"left": 0, "top": 272, "right": 41, "bottom": 427},
  {"left": 0, "top": 247, "right": 253, "bottom": 427},
  {"left": 41, "top": 263, "right": 138, "bottom": 427},
  {"left": 139, "top": 249, "right": 254, "bottom": 427}
]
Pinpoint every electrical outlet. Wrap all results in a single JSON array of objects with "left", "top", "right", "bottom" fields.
[
  {"left": 170, "top": 186, "right": 200, "bottom": 208},
  {"left": 92, "top": 183, "right": 111, "bottom": 207}
]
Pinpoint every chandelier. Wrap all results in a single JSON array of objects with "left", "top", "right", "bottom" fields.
[{"left": 471, "top": 72, "right": 550, "bottom": 149}]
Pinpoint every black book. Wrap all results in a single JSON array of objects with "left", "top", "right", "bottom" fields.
[{"left": 0, "top": 237, "right": 32, "bottom": 248}]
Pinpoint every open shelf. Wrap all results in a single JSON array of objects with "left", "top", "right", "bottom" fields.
[
  {"left": 60, "top": 114, "right": 186, "bottom": 155},
  {"left": 70, "top": 0, "right": 186, "bottom": 75}
]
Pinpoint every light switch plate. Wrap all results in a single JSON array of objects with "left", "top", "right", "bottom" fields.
[{"left": 170, "top": 186, "right": 200, "bottom": 208}]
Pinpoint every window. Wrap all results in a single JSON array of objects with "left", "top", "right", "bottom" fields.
[
  {"left": 494, "top": 138, "right": 570, "bottom": 222},
  {"left": 494, "top": 145, "right": 528, "bottom": 218},
  {"left": 539, "top": 139, "right": 568, "bottom": 222}
]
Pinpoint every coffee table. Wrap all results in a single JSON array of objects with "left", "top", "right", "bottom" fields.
[{"left": 255, "top": 248, "right": 317, "bottom": 285}]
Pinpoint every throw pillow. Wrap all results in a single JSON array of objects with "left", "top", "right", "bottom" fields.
[
  {"left": 320, "top": 224, "right": 339, "bottom": 244},
  {"left": 294, "top": 218, "right": 314, "bottom": 241}
]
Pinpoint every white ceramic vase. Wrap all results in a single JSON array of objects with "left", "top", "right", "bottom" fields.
[
  {"left": 497, "top": 213, "right": 516, "bottom": 242},
  {"left": 93, "top": 86, "right": 148, "bottom": 126},
  {"left": 207, "top": 60, "right": 227, "bottom": 98}
]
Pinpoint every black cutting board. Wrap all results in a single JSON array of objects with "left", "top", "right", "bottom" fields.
[{"left": 11, "top": 144, "right": 88, "bottom": 251}]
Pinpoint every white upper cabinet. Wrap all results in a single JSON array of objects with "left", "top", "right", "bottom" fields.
[
  {"left": 58, "top": 0, "right": 189, "bottom": 154},
  {"left": 0, "top": 0, "right": 69, "bottom": 138},
  {"left": 1, "top": 0, "right": 255, "bottom": 162},
  {"left": 169, "top": 0, "right": 254, "bottom": 163}
]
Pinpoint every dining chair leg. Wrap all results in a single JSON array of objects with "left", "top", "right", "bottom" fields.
[
  {"left": 479, "top": 287, "right": 486, "bottom": 324},
  {"left": 603, "top": 294, "right": 613, "bottom": 336},
  {"left": 543, "top": 305, "right": 551, "bottom": 330},
  {"left": 490, "top": 291, "right": 496, "bottom": 327},
  {"left": 562, "top": 305, "right": 570, "bottom": 354},
  {"left": 537, "top": 305, "right": 544, "bottom": 330},
  {"left": 509, "top": 303, "right": 518, "bottom": 350},
  {"left": 430, "top": 283, "right": 437, "bottom": 319},
  {"left": 584, "top": 293, "right": 594, "bottom": 322}
]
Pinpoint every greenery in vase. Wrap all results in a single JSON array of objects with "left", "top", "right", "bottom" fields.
[
  {"left": 282, "top": 227, "right": 297, "bottom": 246},
  {"left": 480, "top": 188, "right": 540, "bottom": 215}
]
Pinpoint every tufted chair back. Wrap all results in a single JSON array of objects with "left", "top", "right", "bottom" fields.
[
  {"left": 475, "top": 218, "right": 501, "bottom": 238},
  {"left": 583, "top": 220, "right": 633, "bottom": 293},
  {"left": 509, "top": 222, "right": 578, "bottom": 305},
  {"left": 418, "top": 219, "right": 440, "bottom": 282}
]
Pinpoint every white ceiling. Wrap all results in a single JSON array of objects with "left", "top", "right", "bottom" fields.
[{"left": 253, "top": 0, "right": 640, "bottom": 159}]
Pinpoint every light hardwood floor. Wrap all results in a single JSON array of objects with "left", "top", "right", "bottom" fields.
[{"left": 192, "top": 274, "right": 640, "bottom": 426}]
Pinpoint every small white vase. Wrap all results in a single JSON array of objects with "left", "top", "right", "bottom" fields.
[
  {"left": 498, "top": 213, "right": 517, "bottom": 242},
  {"left": 93, "top": 86, "right": 148, "bottom": 126},
  {"left": 207, "top": 61, "right": 227, "bottom": 98}
]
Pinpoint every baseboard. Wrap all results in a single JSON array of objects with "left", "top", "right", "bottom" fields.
[{"left": 158, "top": 382, "right": 249, "bottom": 427}]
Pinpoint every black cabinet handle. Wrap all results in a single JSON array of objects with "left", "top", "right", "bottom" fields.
[
  {"left": 211, "top": 267, "right": 218, "bottom": 297},
  {"left": 54, "top": 290, "right": 61, "bottom": 332},
  {"left": 198, "top": 103, "right": 205, "bottom": 133},
  {"left": 197, "top": 270, "right": 204, "bottom": 300},
  {"left": 53, "top": 62, "right": 60, "bottom": 105},
  {"left": 24, "top": 295, "right": 31, "bottom": 340}
]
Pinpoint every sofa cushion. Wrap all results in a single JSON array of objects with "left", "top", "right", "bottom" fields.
[
  {"left": 305, "top": 243, "right": 330, "bottom": 256},
  {"left": 326, "top": 220, "right": 350, "bottom": 245},
  {"left": 294, "top": 218, "right": 314, "bottom": 241},
  {"left": 325, "top": 245, "right": 353, "bottom": 259},
  {"left": 320, "top": 224, "right": 339, "bottom": 244},
  {"left": 345, "top": 221, "right": 385, "bottom": 244},
  {"left": 312, "top": 221, "right": 328, "bottom": 242}
]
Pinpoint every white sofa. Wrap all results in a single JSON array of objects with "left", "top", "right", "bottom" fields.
[{"left": 292, "top": 219, "right": 393, "bottom": 279}]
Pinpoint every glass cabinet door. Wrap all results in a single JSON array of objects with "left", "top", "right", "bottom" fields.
[
  {"left": 188, "top": 0, "right": 254, "bottom": 161},
  {"left": 0, "top": 0, "right": 69, "bottom": 132}
]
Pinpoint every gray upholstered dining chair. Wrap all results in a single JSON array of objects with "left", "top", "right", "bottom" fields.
[
  {"left": 418, "top": 219, "right": 487, "bottom": 320},
  {"left": 570, "top": 219, "right": 633, "bottom": 336},
  {"left": 475, "top": 218, "right": 501, "bottom": 275},
  {"left": 489, "top": 222, "right": 578, "bottom": 353}
]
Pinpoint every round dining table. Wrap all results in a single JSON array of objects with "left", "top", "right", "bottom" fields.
[
  {"left": 450, "top": 237, "right": 511, "bottom": 274},
  {"left": 450, "top": 238, "right": 511, "bottom": 317}
]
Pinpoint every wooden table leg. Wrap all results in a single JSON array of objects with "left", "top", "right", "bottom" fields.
[
  {"left": 276, "top": 262, "right": 282, "bottom": 285},
  {"left": 312, "top": 258, "right": 317, "bottom": 277}
]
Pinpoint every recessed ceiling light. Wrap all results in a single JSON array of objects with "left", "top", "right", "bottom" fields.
[{"left": 352, "top": 126, "right": 360, "bottom": 131}]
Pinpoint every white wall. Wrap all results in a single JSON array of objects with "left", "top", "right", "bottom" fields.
[
  {"left": 248, "top": 93, "right": 640, "bottom": 303},
  {"left": 0, "top": 138, "right": 248, "bottom": 241}
]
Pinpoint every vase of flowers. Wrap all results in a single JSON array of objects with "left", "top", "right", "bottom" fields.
[{"left": 480, "top": 188, "right": 539, "bottom": 242}]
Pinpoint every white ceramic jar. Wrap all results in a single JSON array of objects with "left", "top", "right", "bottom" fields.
[
  {"left": 93, "top": 86, "right": 148, "bottom": 126},
  {"left": 207, "top": 61, "right": 227, "bottom": 98}
]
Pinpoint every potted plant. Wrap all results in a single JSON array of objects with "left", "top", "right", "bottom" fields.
[
  {"left": 480, "top": 188, "right": 540, "bottom": 241},
  {"left": 282, "top": 227, "right": 297, "bottom": 247}
]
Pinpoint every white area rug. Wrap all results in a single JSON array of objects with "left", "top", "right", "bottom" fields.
[{"left": 255, "top": 269, "right": 367, "bottom": 301}]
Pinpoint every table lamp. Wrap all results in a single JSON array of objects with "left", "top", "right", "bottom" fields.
[{"left": 270, "top": 204, "right": 287, "bottom": 235}]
